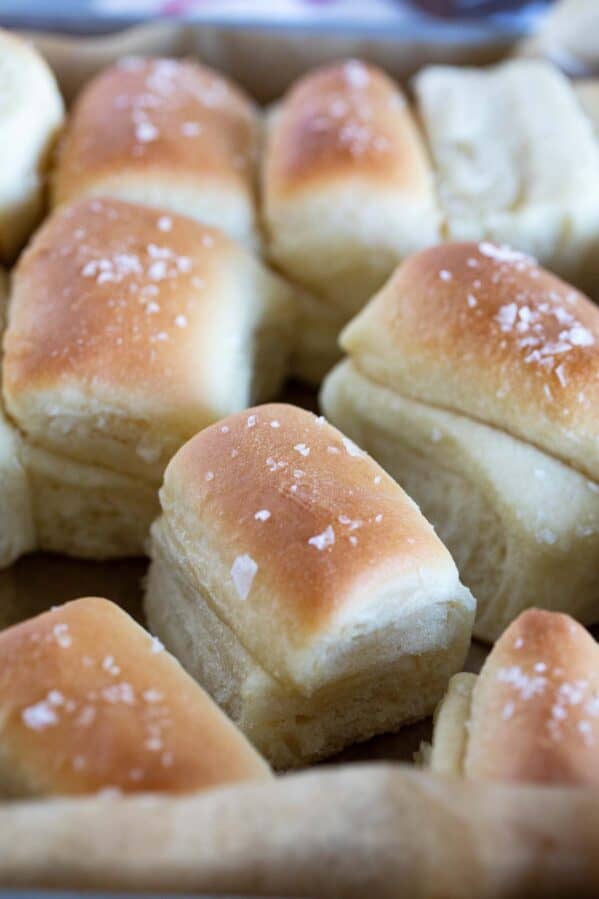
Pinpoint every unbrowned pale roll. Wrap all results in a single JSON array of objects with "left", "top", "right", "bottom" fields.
[
  {"left": 0, "top": 596, "right": 271, "bottom": 797},
  {"left": 0, "top": 29, "right": 65, "bottom": 262},
  {"left": 518, "top": 0, "right": 599, "bottom": 77},
  {"left": 52, "top": 57, "right": 260, "bottom": 250},
  {"left": 263, "top": 59, "right": 441, "bottom": 381},
  {"left": 413, "top": 60, "right": 599, "bottom": 296},
  {"left": 3, "top": 765, "right": 599, "bottom": 898},
  {"left": 2, "top": 197, "right": 295, "bottom": 559},
  {"left": 428, "top": 609, "right": 599, "bottom": 786},
  {"left": 321, "top": 241, "right": 599, "bottom": 640},
  {"left": 145, "top": 402, "right": 475, "bottom": 768}
]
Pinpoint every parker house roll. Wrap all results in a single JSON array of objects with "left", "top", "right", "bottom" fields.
[
  {"left": 2, "top": 197, "right": 295, "bottom": 560},
  {"left": 414, "top": 59, "right": 599, "bottom": 296},
  {"left": 427, "top": 609, "right": 599, "bottom": 786},
  {"left": 0, "top": 597, "right": 270, "bottom": 797},
  {"left": 52, "top": 57, "right": 260, "bottom": 250},
  {"left": 145, "top": 403, "right": 475, "bottom": 769},
  {"left": 263, "top": 59, "right": 441, "bottom": 382},
  {"left": 321, "top": 242, "right": 599, "bottom": 643},
  {"left": 0, "top": 29, "right": 64, "bottom": 262}
]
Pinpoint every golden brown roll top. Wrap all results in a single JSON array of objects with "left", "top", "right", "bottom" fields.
[
  {"left": 0, "top": 597, "right": 271, "bottom": 797},
  {"left": 430, "top": 610, "right": 599, "bottom": 786},
  {"left": 0, "top": 29, "right": 64, "bottom": 262},
  {"left": 157, "top": 402, "right": 475, "bottom": 695},
  {"left": 2, "top": 197, "right": 295, "bottom": 484},
  {"left": 263, "top": 59, "right": 441, "bottom": 317},
  {"left": 52, "top": 57, "right": 260, "bottom": 249},
  {"left": 341, "top": 241, "right": 599, "bottom": 484}
]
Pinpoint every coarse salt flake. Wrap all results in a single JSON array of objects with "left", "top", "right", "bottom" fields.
[
  {"left": 342, "top": 436, "right": 364, "bottom": 458},
  {"left": 308, "top": 525, "right": 335, "bottom": 551},
  {"left": 231, "top": 554, "right": 258, "bottom": 600},
  {"left": 294, "top": 443, "right": 310, "bottom": 457}
]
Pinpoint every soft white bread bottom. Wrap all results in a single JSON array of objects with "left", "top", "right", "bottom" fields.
[
  {"left": 321, "top": 361, "right": 599, "bottom": 642},
  {"left": 145, "top": 527, "right": 474, "bottom": 769},
  {"left": 425, "top": 672, "right": 476, "bottom": 776},
  {"left": 289, "top": 290, "right": 347, "bottom": 384},
  {"left": 23, "top": 444, "right": 157, "bottom": 559},
  {"left": 0, "top": 412, "right": 35, "bottom": 568}
]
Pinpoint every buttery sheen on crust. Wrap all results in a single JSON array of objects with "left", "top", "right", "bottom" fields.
[
  {"left": 2, "top": 197, "right": 295, "bottom": 558},
  {"left": 321, "top": 242, "right": 599, "bottom": 640},
  {"left": 52, "top": 58, "right": 260, "bottom": 249},
  {"left": 145, "top": 403, "right": 475, "bottom": 768},
  {"left": 341, "top": 242, "right": 599, "bottom": 485},
  {"left": 428, "top": 610, "right": 599, "bottom": 786},
  {"left": 0, "top": 29, "right": 64, "bottom": 262},
  {"left": 0, "top": 597, "right": 270, "bottom": 797},
  {"left": 263, "top": 59, "right": 440, "bottom": 381}
]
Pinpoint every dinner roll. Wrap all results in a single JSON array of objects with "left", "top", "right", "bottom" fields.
[
  {"left": 0, "top": 597, "right": 270, "bottom": 797},
  {"left": 413, "top": 60, "right": 599, "bottom": 295},
  {"left": 428, "top": 609, "right": 599, "bottom": 786},
  {"left": 52, "top": 58, "right": 260, "bottom": 250},
  {"left": 145, "top": 403, "right": 475, "bottom": 769},
  {"left": 321, "top": 242, "right": 599, "bottom": 641},
  {"left": 0, "top": 29, "right": 64, "bottom": 262},
  {"left": 2, "top": 198, "right": 295, "bottom": 559},
  {"left": 263, "top": 59, "right": 441, "bottom": 382}
]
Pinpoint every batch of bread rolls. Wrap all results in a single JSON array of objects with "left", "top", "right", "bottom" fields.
[{"left": 0, "top": 19, "right": 598, "bottom": 842}]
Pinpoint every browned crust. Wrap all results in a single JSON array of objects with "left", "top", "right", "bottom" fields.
[
  {"left": 466, "top": 609, "right": 599, "bottom": 786},
  {"left": 265, "top": 59, "right": 433, "bottom": 198},
  {"left": 0, "top": 597, "right": 270, "bottom": 796},
  {"left": 342, "top": 241, "right": 599, "bottom": 482},
  {"left": 52, "top": 57, "right": 258, "bottom": 207},
  {"left": 4, "top": 197, "right": 250, "bottom": 418},
  {"left": 163, "top": 402, "right": 455, "bottom": 634}
]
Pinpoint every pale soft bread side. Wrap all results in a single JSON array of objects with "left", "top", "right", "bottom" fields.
[
  {"left": 264, "top": 60, "right": 441, "bottom": 320},
  {"left": 0, "top": 410, "right": 35, "bottom": 568},
  {"left": 3, "top": 197, "right": 295, "bottom": 486},
  {"left": 576, "top": 80, "right": 599, "bottom": 136},
  {"left": 22, "top": 444, "right": 157, "bottom": 560},
  {"left": 145, "top": 535, "right": 472, "bottom": 768},
  {"left": 320, "top": 360, "right": 599, "bottom": 641},
  {"left": 427, "top": 673, "right": 476, "bottom": 776},
  {"left": 0, "top": 597, "right": 270, "bottom": 797},
  {"left": 288, "top": 288, "right": 349, "bottom": 385},
  {"left": 414, "top": 60, "right": 599, "bottom": 290},
  {"left": 146, "top": 402, "right": 475, "bottom": 766},
  {"left": 0, "top": 29, "right": 64, "bottom": 262},
  {"left": 0, "top": 269, "right": 35, "bottom": 567},
  {"left": 341, "top": 242, "right": 599, "bottom": 485},
  {"left": 1, "top": 766, "right": 599, "bottom": 897},
  {"left": 430, "top": 610, "right": 599, "bottom": 786},
  {"left": 52, "top": 57, "right": 260, "bottom": 250}
]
